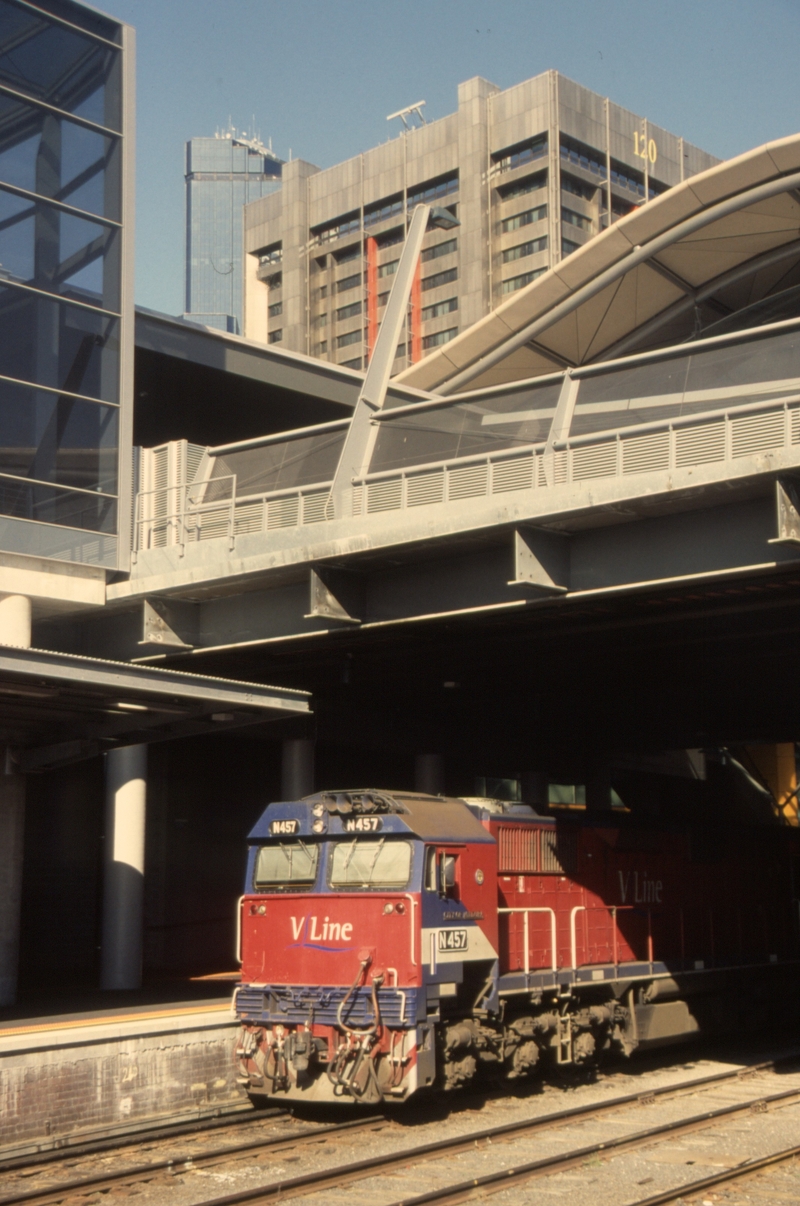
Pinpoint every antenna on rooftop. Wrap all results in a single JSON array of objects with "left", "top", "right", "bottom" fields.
[{"left": 386, "top": 100, "right": 427, "bottom": 130}]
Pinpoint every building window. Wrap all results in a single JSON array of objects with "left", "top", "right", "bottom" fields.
[
  {"left": 502, "top": 237, "right": 548, "bottom": 263},
  {"left": 501, "top": 269, "right": 546, "bottom": 294},
  {"left": 378, "top": 291, "right": 390, "bottom": 307},
  {"left": 336, "top": 329, "right": 362, "bottom": 349},
  {"left": 562, "top": 174, "right": 595, "bottom": 202},
  {"left": 336, "top": 301, "right": 362, "bottom": 321},
  {"left": 341, "top": 356, "right": 363, "bottom": 369},
  {"left": 407, "top": 172, "right": 459, "bottom": 208},
  {"left": 313, "top": 212, "right": 360, "bottom": 244},
  {"left": 394, "top": 343, "right": 406, "bottom": 359},
  {"left": 501, "top": 205, "right": 547, "bottom": 233},
  {"left": 315, "top": 340, "right": 328, "bottom": 354},
  {"left": 560, "top": 136, "right": 607, "bottom": 181},
  {"left": 422, "top": 327, "right": 458, "bottom": 349},
  {"left": 266, "top": 273, "right": 282, "bottom": 290},
  {"left": 268, "top": 329, "right": 283, "bottom": 343},
  {"left": 336, "top": 273, "right": 362, "bottom": 293},
  {"left": 422, "top": 267, "right": 458, "bottom": 291},
  {"left": 376, "top": 227, "right": 405, "bottom": 249},
  {"left": 365, "top": 195, "right": 404, "bottom": 227},
  {"left": 562, "top": 208, "right": 592, "bottom": 233},
  {"left": 421, "top": 297, "right": 458, "bottom": 321},
  {"left": 268, "top": 301, "right": 283, "bottom": 317},
  {"left": 421, "top": 238, "right": 457, "bottom": 262},
  {"left": 312, "top": 312, "right": 328, "bottom": 328},
  {"left": 378, "top": 260, "right": 399, "bottom": 279},
  {"left": 259, "top": 242, "right": 282, "bottom": 265},
  {"left": 562, "top": 239, "right": 581, "bottom": 257},
  {"left": 497, "top": 171, "right": 547, "bottom": 201},
  {"left": 493, "top": 136, "right": 547, "bottom": 174},
  {"left": 334, "top": 243, "right": 361, "bottom": 264},
  {"left": 316, "top": 284, "right": 328, "bottom": 300}
]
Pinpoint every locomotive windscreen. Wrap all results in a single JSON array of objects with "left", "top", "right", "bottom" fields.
[
  {"left": 254, "top": 842, "right": 319, "bottom": 888},
  {"left": 329, "top": 839, "right": 412, "bottom": 888}
]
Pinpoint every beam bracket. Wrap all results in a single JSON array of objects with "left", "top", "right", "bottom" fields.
[
  {"left": 509, "top": 528, "right": 570, "bottom": 594},
  {"left": 306, "top": 567, "right": 363, "bottom": 624},
  {"left": 139, "top": 599, "right": 195, "bottom": 649},
  {"left": 768, "top": 479, "right": 800, "bottom": 545}
]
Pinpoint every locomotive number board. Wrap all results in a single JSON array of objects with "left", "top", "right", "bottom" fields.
[
  {"left": 438, "top": 928, "right": 468, "bottom": 951},
  {"left": 342, "top": 816, "right": 382, "bottom": 832},
  {"left": 269, "top": 819, "right": 299, "bottom": 835}
]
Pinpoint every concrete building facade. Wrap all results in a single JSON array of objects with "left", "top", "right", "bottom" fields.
[
  {"left": 184, "top": 132, "right": 282, "bottom": 334},
  {"left": 243, "top": 71, "right": 717, "bottom": 373}
]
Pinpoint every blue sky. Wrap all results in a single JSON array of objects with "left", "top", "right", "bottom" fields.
[{"left": 106, "top": 0, "right": 800, "bottom": 317}]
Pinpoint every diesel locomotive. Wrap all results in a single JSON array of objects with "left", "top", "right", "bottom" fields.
[{"left": 233, "top": 789, "right": 800, "bottom": 1104}]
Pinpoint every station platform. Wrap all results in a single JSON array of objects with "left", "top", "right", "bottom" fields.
[{"left": 0, "top": 974, "right": 248, "bottom": 1159}]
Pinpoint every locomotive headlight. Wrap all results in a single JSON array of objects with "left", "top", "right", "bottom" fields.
[
  {"left": 312, "top": 803, "right": 325, "bottom": 817},
  {"left": 257, "top": 904, "right": 266, "bottom": 915},
  {"left": 383, "top": 902, "right": 394, "bottom": 914},
  {"left": 312, "top": 818, "right": 326, "bottom": 833},
  {"left": 475, "top": 869, "right": 485, "bottom": 885}
]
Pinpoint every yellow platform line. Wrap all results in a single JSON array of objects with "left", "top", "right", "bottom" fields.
[{"left": 0, "top": 1002, "right": 232, "bottom": 1038}]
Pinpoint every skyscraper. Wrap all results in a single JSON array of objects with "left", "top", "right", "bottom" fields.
[{"left": 185, "top": 131, "right": 282, "bottom": 334}]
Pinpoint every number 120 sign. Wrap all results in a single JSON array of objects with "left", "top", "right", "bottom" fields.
[{"left": 633, "top": 131, "right": 657, "bottom": 166}]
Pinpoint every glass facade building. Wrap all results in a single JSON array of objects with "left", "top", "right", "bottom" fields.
[
  {"left": 0, "top": 0, "right": 134, "bottom": 569},
  {"left": 184, "top": 134, "right": 281, "bottom": 334}
]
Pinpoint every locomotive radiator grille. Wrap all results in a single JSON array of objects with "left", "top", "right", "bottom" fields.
[{"left": 237, "top": 983, "right": 419, "bottom": 1029}]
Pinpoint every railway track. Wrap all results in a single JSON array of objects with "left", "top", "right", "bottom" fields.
[{"left": 2, "top": 1056, "right": 799, "bottom": 1206}]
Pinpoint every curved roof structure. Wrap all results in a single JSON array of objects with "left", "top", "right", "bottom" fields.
[{"left": 396, "top": 133, "right": 800, "bottom": 395}]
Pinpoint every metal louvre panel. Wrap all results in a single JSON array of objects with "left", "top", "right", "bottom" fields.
[
  {"left": 541, "top": 828, "right": 578, "bottom": 875},
  {"left": 730, "top": 410, "right": 785, "bottom": 458},
  {"left": 554, "top": 450, "right": 568, "bottom": 484},
  {"left": 537, "top": 456, "right": 548, "bottom": 487},
  {"left": 498, "top": 825, "right": 539, "bottom": 873},
  {"left": 448, "top": 463, "right": 488, "bottom": 500},
  {"left": 407, "top": 469, "right": 445, "bottom": 507},
  {"left": 234, "top": 502, "right": 264, "bottom": 535},
  {"left": 571, "top": 442, "right": 617, "bottom": 481},
  {"left": 266, "top": 495, "right": 300, "bottom": 529},
  {"left": 186, "top": 444, "right": 206, "bottom": 483},
  {"left": 352, "top": 484, "right": 363, "bottom": 516},
  {"left": 792, "top": 409, "right": 800, "bottom": 445},
  {"left": 674, "top": 420, "right": 726, "bottom": 466},
  {"left": 302, "top": 490, "right": 329, "bottom": 523},
  {"left": 187, "top": 510, "right": 230, "bottom": 543},
  {"left": 622, "top": 431, "right": 670, "bottom": 475},
  {"left": 367, "top": 478, "right": 403, "bottom": 513},
  {"left": 492, "top": 455, "right": 534, "bottom": 494}
]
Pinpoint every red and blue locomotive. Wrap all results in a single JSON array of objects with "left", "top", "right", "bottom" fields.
[{"left": 234, "top": 790, "right": 800, "bottom": 1104}]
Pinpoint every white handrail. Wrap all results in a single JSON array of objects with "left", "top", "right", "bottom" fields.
[
  {"left": 404, "top": 894, "right": 417, "bottom": 966},
  {"left": 570, "top": 905, "right": 586, "bottom": 970},
  {"left": 498, "top": 906, "right": 557, "bottom": 974},
  {"left": 235, "top": 895, "right": 244, "bottom": 964}
]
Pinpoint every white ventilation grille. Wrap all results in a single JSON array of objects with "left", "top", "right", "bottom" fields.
[
  {"left": 367, "top": 478, "right": 403, "bottom": 513},
  {"left": 791, "top": 408, "right": 800, "bottom": 445},
  {"left": 235, "top": 502, "right": 264, "bottom": 535},
  {"left": 267, "top": 496, "right": 299, "bottom": 529},
  {"left": 553, "top": 451, "right": 568, "bottom": 485},
  {"left": 675, "top": 421, "right": 725, "bottom": 467},
  {"left": 537, "top": 457, "right": 548, "bottom": 487},
  {"left": 448, "top": 463, "right": 488, "bottom": 500},
  {"left": 622, "top": 431, "right": 670, "bottom": 475},
  {"left": 302, "top": 491, "right": 329, "bottom": 524},
  {"left": 731, "top": 410, "right": 785, "bottom": 458},
  {"left": 571, "top": 442, "right": 617, "bottom": 481},
  {"left": 189, "top": 511, "right": 229, "bottom": 543},
  {"left": 352, "top": 485, "right": 362, "bottom": 516},
  {"left": 492, "top": 456, "right": 534, "bottom": 494},
  {"left": 407, "top": 470, "right": 445, "bottom": 507}
]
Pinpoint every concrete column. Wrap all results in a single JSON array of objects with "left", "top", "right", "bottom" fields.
[
  {"left": 0, "top": 773, "right": 25, "bottom": 1006},
  {"left": 415, "top": 754, "right": 445, "bottom": 796},
  {"left": 281, "top": 738, "right": 314, "bottom": 799},
  {"left": 0, "top": 593, "right": 30, "bottom": 1005},
  {"left": 0, "top": 594, "right": 32, "bottom": 647},
  {"left": 521, "top": 771, "right": 549, "bottom": 812},
  {"left": 101, "top": 745, "right": 147, "bottom": 990}
]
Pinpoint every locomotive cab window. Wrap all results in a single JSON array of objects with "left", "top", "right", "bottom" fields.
[
  {"left": 329, "top": 839, "right": 412, "bottom": 888},
  {"left": 425, "top": 847, "right": 459, "bottom": 898},
  {"left": 254, "top": 842, "right": 319, "bottom": 890}
]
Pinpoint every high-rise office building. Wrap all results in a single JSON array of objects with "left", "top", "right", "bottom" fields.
[
  {"left": 184, "top": 131, "right": 282, "bottom": 334},
  {"left": 242, "top": 72, "right": 717, "bottom": 372}
]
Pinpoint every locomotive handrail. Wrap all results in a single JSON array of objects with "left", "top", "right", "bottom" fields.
[
  {"left": 498, "top": 906, "right": 557, "bottom": 974},
  {"left": 235, "top": 895, "right": 244, "bottom": 964},
  {"left": 403, "top": 895, "right": 417, "bottom": 966},
  {"left": 570, "top": 905, "right": 586, "bottom": 970}
]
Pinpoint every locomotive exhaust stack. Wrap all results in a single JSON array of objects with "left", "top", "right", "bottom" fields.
[{"left": 234, "top": 789, "right": 800, "bottom": 1104}]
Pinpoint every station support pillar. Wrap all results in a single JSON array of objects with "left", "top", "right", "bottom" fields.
[
  {"left": 0, "top": 594, "right": 31, "bottom": 1006},
  {"left": 282, "top": 738, "right": 314, "bottom": 800},
  {"left": 101, "top": 745, "right": 147, "bottom": 990},
  {"left": 415, "top": 754, "right": 445, "bottom": 796}
]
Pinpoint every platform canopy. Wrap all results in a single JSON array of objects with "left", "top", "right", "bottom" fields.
[
  {"left": 396, "top": 133, "right": 800, "bottom": 395},
  {"left": 0, "top": 645, "right": 309, "bottom": 772}
]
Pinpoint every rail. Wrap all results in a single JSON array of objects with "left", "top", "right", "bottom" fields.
[
  {"left": 500, "top": 903, "right": 654, "bottom": 976},
  {"left": 498, "top": 906, "right": 557, "bottom": 974}
]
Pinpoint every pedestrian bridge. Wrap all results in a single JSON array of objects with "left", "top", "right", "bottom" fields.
[{"left": 102, "top": 312, "right": 800, "bottom": 661}]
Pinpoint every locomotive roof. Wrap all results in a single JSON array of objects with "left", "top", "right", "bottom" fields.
[{"left": 248, "top": 789, "right": 502, "bottom": 843}]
